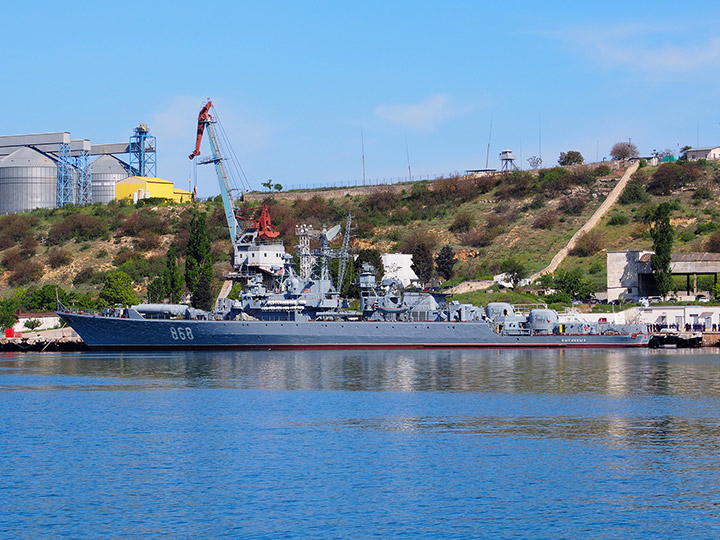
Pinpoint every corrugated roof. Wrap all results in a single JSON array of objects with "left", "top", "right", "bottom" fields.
[
  {"left": 639, "top": 252, "right": 720, "bottom": 263},
  {"left": 116, "top": 176, "right": 172, "bottom": 185},
  {"left": 0, "top": 146, "right": 55, "bottom": 168},
  {"left": 91, "top": 154, "right": 129, "bottom": 175}
]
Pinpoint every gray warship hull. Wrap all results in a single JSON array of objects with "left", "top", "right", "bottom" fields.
[{"left": 57, "top": 312, "right": 650, "bottom": 350}]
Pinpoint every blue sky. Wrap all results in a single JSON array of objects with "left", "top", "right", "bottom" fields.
[{"left": 4, "top": 1, "right": 720, "bottom": 197}]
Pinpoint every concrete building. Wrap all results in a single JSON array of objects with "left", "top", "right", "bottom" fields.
[
  {"left": 382, "top": 253, "right": 419, "bottom": 288},
  {"left": 638, "top": 306, "right": 720, "bottom": 331},
  {"left": 607, "top": 250, "right": 720, "bottom": 302},
  {"left": 685, "top": 146, "right": 720, "bottom": 160}
]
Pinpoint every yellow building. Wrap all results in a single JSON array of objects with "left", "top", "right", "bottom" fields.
[{"left": 115, "top": 176, "right": 193, "bottom": 203}]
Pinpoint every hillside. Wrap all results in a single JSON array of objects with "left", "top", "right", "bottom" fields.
[{"left": 2, "top": 158, "right": 720, "bottom": 310}]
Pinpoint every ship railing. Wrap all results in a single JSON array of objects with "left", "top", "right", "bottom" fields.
[{"left": 512, "top": 303, "right": 548, "bottom": 314}]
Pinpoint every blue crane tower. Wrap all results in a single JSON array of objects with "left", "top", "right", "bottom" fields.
[{"left": 129, "top": 123, "right": 156, "bottom": 177}]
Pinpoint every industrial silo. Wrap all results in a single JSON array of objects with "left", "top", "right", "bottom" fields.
[
  {"left": 0, "top": 147, "right": 57, "bottom": 214},
  {"left": 91, "top": 155, "right": 130, "bottom": 204}
]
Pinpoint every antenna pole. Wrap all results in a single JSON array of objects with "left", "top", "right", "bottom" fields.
[
  {"left": 485, "top": 117, "right": 493, "bottom": 169},
  {"left": 405, "top": 137, "right": 412, "bottom": 182},
  {"left": 361, "top": 127, "right": 366, "bottom": 186}
]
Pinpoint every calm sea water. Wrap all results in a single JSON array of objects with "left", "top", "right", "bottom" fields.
[{"left": 1, "top": 348, "right": 720, "bottom": 539}]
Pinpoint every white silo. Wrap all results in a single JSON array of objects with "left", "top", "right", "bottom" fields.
[
  {"left": 91, "top": 155, "right": 130, "bottom": 204},
  {"left": 0, "top": 147, "right": 57, "bottom": 214}
]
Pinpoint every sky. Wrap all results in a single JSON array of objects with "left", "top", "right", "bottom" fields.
[{"left": 3, "top": 1, "right": 720, "bottom": 198}]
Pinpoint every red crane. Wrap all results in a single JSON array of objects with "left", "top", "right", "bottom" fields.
[
  {"left": 189, "top": 101, "right": 213, "bottom": 160},
  {"left": 235, "top": 205, "right": 279, "bottom": 240}
]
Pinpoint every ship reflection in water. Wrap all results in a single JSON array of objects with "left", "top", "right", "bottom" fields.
[{"left": 2, "top": 348, "right": 720, "bottom": 538}]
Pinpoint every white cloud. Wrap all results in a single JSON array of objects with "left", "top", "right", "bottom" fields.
[
  {"left": 375, "top": 94, "right": 462, "bottom": 132},
  {"left": 559, "top": 23, "right": 720, "bottom": 74}
]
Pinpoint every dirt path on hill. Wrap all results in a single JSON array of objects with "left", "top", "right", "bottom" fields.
[{"left": 527, "top": 161, "right": 639, "bottom": 282}]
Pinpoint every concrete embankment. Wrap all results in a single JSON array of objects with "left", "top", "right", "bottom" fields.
[{"left": 0, "top": 327, "right": 86, "bottom": 352}]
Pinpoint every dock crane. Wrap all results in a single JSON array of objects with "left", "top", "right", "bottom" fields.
[{"left": 189, "top": 100, "right": 282, "bottom": 277}]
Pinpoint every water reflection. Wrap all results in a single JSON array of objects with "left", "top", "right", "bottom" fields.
[{"left": 2, "top": 348, "right": 720, "bottom": 396}]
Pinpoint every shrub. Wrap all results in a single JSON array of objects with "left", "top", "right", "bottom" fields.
[
  {"left": 461, "top": 226, "right": 499, "bottom": 248},
  {"left": 619, "top": 181, "right": 649, "bottom": 204},
  {"left": 693, "top": 187, "right": 713, "bottom": 200},
  {"left": 528, "top": 195, "right": 545, "bottom": 209},
  {"left": 607, "top": 213, "right": 629, "bottom": 226},
  {"left": 2, "top": 247, "right": 23, "bottom": 270},
  {"left": 135, "top": 230, "right": 161, "bottom": 251},
  {"left": 559, "top": 195, "right": 587, "bottom": 215},
  {"left": 400, "top": 229, "right": 438, "bottom": 254},
  {"left": 570, "top": 230, "right": 604, "bottom": 257},
  {"left": 678, "top": 231, "right": 694, "bottom": 242},
  {"left": 496, "top": 170, "right": 535, "bottom": 199},
  {"left": 74, "top": 267, "right": 103, "bottom": 285},
  {"left": 538, "top": 167, "right": 571, "bottom": 194},
  {"left": 363, "top": 187, "right": 400, "bottom": 214},
  {"left": 120, "top": 209, "right": 169, "bottom": 237},
  {"left": 49, "top": 214, "right": 108, "bottom": 244},
  {"left": 475, "top": 174, "right": 500, "bottom": 194},
  {"left": 695, "top": 221, "right": 718, "bottom": 235},
  {"left": 48, "top": 248, "right": 72, "bottom": 268},
  {"left": 432, "top": 175, "right": 477, "bottom": 203},
  {"left": 594, "top": 165, "right": 611, "bottom": 177},
  {"left": 19, "top": 235, "right": 38, "bottom": 257},
  {"left": 10, "top": 259, "right": 44, "bottom": 286},
  {"left": 647, "top": 162, "right": 700, "bottom": 195},
  {"left": 449, "top": 211, "right": 475, "bottom": 233},
  {"left": 707, "top": 231, "right": 720, "bottom": 253},
  {"left": 0, "top": 214, "right": 39, "bottom": 250},
  {"left": 533, "top": 210, "right": 558, "bottom": 229}
]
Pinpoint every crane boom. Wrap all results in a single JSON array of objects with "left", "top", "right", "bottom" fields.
[
  {"left": 189, "top": 101, "right": 213, "bottom": 160},
  {"left": 189, "top": 101, "right": 237, "bottom": 244}
]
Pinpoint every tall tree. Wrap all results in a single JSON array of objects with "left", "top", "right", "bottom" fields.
[
  {"left": 650, "top": 202, "right": 674, "bottom": 298},
  {"left": 435, "top": 245, "right": 456, "bottom": 280},
  {"left": 411, "top": 244, "right": 434, "bottom": 285},
  {"left": 164, "top": 245, "right": 183, "bottom": 303},
  {"left": 558, "top": 151, "right": 584, "bottom": 166},
  {"left": 185, "top": 210, "right": 213, "bottom": 309},
  {"left": 610, "top": 142, "right": 639, "bottom": 160},
  {"left": 100, "top": 270, "right": 139, "bottom": 306}
]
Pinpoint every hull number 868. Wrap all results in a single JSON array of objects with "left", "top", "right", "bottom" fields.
[{"left": 170, "top": 327, "right": 194, "bottom": 340}]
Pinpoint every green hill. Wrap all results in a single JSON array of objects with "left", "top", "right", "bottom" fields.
[{"left": 2, "top": 158, "right": 720, "bottom": 314}]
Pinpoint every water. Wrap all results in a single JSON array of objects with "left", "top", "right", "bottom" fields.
[{"left": 1, "top": 348, "right": 720, "bottom": 539}]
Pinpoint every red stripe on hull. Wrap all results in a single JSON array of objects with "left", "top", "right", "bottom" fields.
[{"left": 89, "top": 342, "right": 648, "bottom": 351}]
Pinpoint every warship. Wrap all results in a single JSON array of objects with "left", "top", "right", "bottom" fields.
[{"left": 57, "top": 101, "right": 650, "bottom": 350}]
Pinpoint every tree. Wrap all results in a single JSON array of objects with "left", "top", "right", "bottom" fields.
[
  {"left": 100, "top": 270, "right": 139, "bottom": 306},
  {"left": 185, "top": 211, "right": 213, "bottom": 309},
  {"left": 610, "top": 142, "right": 639, "bottom": 161},
  {"left": 24, "top": 319, "right": 41, "bottom": 331},
  {"left": 553, "top": 268, "right": 595, "bottom": 301},
  {"left": 558, "top": 151, "right": 584, "bottom": 166},
  {"left": 411, "top": 244, "right": 434, "bottom": 285},
  {"left": 499, "top": 258, "right": 527, "bottom": 288},
  {"left": 354, "top": 249, "right": 385, "bottom": 278},
  {"left": 435, "top": 245, "right": 456, "bottom": 280},
  {"left": 164, "top": 245, "right": 183, "bottom": 303},
  {"left": 0, "top": 298, "right": 19, "bottom": 330},
  {"left": 650, "top": 202, "right": 674, "bottom": 298},
  {"left": 193, "top": 272, "right": 213, "bottom": 311},
  {"left": 527, "top": 156, "right": 542, "bottom": 170},
  {"left": 147, "top": 277, "right": 165, "bottom": 303}
]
